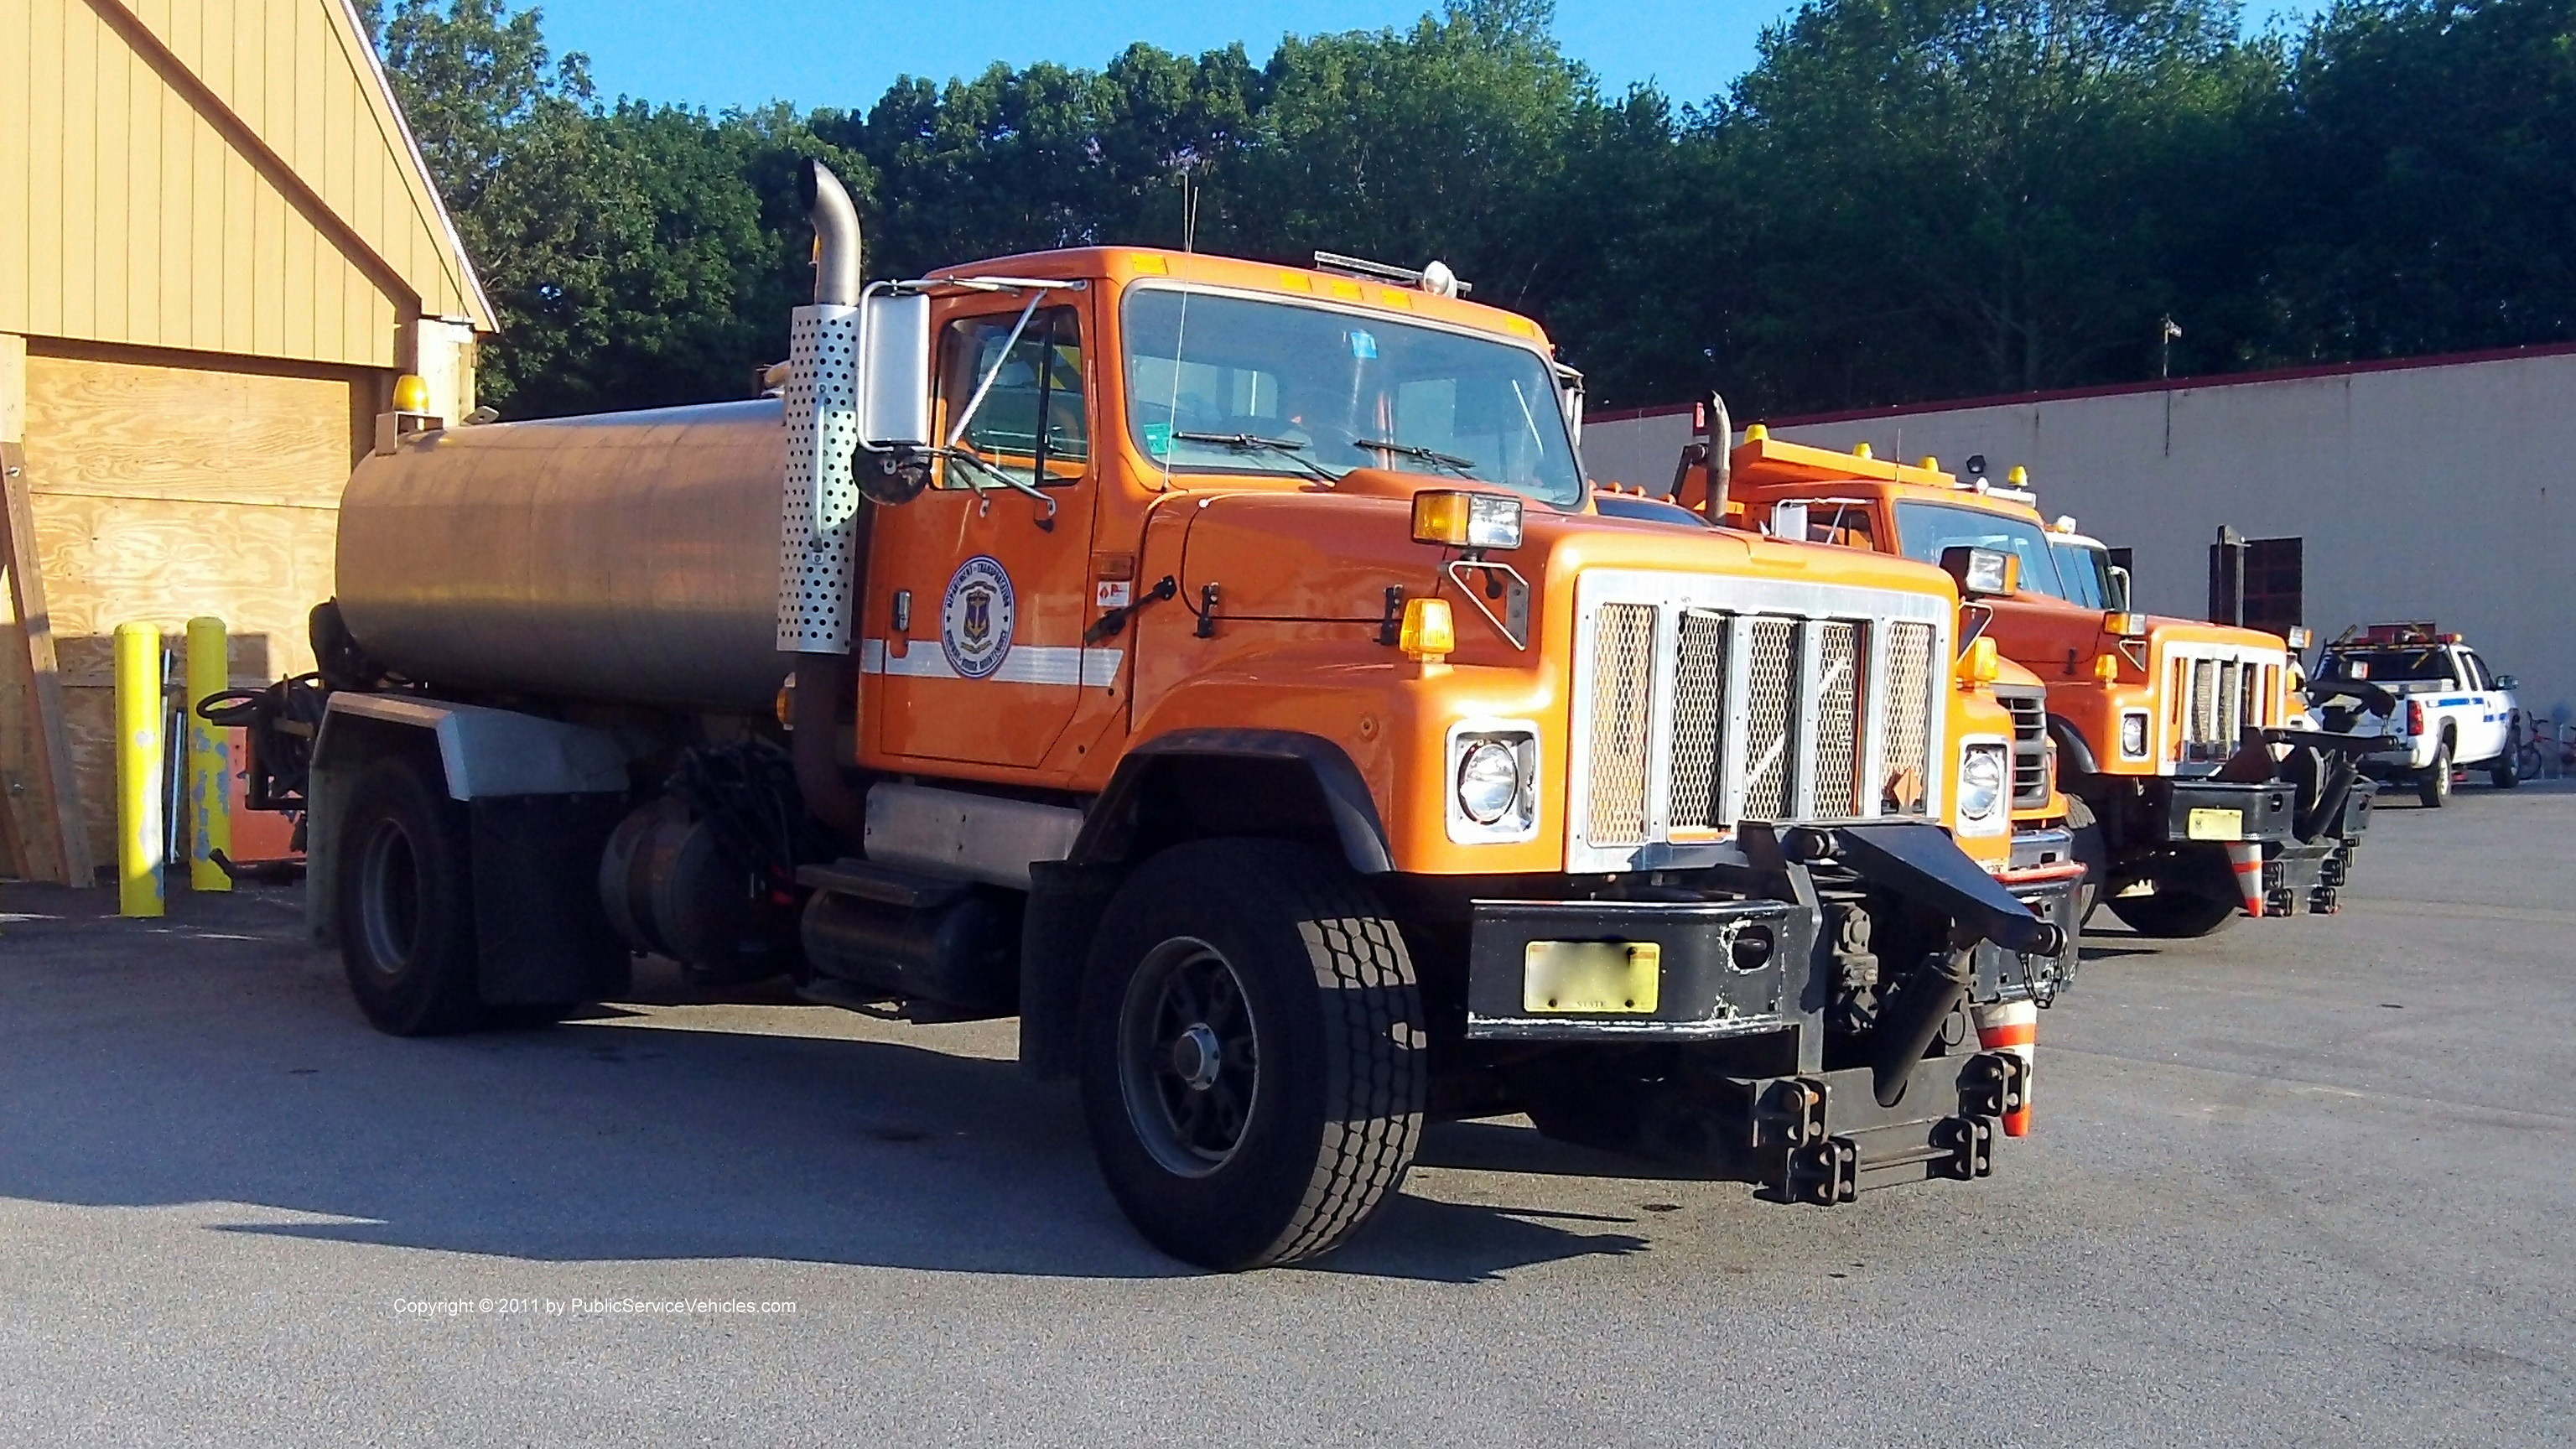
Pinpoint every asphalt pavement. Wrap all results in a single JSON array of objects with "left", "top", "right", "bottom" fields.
[{"left": 3, "top": 782, "right": 2572, "bottom": 1446}]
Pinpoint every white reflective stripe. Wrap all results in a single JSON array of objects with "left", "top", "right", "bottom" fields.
[{"left": 858, "top": 640, "right": 1121, "bottom": 688}]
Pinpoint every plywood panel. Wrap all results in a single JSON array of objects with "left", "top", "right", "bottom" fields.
[
  {"left": 33, "top": 489, "right": 334, "bottom": 868},
  {"left": 23, "top": 350, "right": 358, "bottom": 506}
]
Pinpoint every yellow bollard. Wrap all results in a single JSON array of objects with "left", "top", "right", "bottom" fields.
[
  {"left": 115, "top": 621, "right": 166, "bottom": 917},
  {"left": 186, "top": 617, "right": 231, "bottom": 893}
]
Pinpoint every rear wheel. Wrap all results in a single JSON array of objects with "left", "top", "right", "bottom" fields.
[
  {"left": 2418, "top": 742, "right": 2453, "bottom": 808},
  {"left": 338, "top": 755, "right": 486, "bottom": 1036},
  {"left": 1078, "top": 839, "right": 1426, "bottom": 1270},
  {"left": 2101, "top": 850, "right": 2240, "bottom": 938}
]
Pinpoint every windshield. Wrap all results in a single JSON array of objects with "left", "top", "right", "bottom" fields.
[
  {"left": 2049, "top": 538, "right": 2111, "bottom": 609},
  {"left": 1893, "top": 501, "right": 2069, "bottom": 599},
  {"left": 2325, "top": 648, "right": 2457, "bottom": 684},
  {"left": 1122, "top": 287, "right": 1584, "bottom": 506}
]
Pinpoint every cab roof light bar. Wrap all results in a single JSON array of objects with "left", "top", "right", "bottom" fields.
[{"left": 1311, "top": 251, "right": 1472, "bottom": 297}]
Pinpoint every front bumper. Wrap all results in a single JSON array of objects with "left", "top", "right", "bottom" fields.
[
  {"left": 2139, "top": 776, "right": 2371, "bottom": 917},
  {"left": 1463, "top": 820, "right": 2070, "bottom": 1044}
]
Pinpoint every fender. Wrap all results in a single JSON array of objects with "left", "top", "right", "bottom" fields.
[
  {"left": 1019, "top": 730, "right": 1395, "bottom": 1080},
  {"left": 2047, "top": 714, "right": 2100, "bottom": 778},
  {"left": 1069, "top": 728, "right": 1395, "bottom": 875},
  {"left": 304, "top": 694, "right": 632, "bottom": 1005}
]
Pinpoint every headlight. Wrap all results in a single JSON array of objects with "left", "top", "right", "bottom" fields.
[
  {"left": 2119, "top": 710, "right": 2150, "bottom": 759},
  {"left": 1457, "top": 740, "right": 1524, "bottom": 825},
  {"left": 1956, "top": 742, "right": 2007, "bottom": 834},
  {"left": 1446, "top": 724, "right": 1539, "bottom": 842}
]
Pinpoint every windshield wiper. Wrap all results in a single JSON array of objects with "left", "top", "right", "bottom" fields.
[
  {"left": 1353, "top": 439, "right": 1478, "bottom": 476},
  {"left": 1171, "top": 430, "right": 1339, "bottom": 485}
]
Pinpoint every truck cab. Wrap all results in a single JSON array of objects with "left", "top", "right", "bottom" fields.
[
  {"left": 2316, "top": 623, "right": 2523, "bottom": 803},
  {"left": 1674, "top": 425, "right": 2371, "bottom": 934}
]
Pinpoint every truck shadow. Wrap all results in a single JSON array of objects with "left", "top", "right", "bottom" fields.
[{"left": 0, "top": 884, "right": 1645, "bottom": 1285}]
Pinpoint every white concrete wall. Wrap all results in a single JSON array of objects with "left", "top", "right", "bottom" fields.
[
  {"left": 1581, "top": 408, "right": 1696, "bottom": 492},
  {"left": 1587, "top": 354, "right": 2576, "bottom": 719}
]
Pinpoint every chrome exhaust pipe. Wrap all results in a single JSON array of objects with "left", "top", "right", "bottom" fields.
[{"left": 798, "top": 158, "right": 862, "bottom": 307}]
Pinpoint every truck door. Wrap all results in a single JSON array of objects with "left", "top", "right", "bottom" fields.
[
  {"left": 860, "top": 297, "right": 1102, "bottom": 771},
  {"left": 2458, "top": 650, "right": 2508, "bottom": 762}
]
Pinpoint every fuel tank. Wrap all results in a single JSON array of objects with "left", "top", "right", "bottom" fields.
[{"left": 335, "top": 400, "right": 788, "bottom": 711}]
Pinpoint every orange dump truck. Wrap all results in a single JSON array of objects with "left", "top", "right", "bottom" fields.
[
  {"left": 222, "top": 164, "right": 2075, "bottom": 1270},
  {"left": 1670, "top": 411, "right": 2371, "bottom": 937}
]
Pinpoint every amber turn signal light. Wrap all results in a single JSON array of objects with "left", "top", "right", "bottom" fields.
[
  {"left": 1959, "top": 636, "right": 2001, "bottom": 687},
  {"left": 1400, "top": 597, "right": 1457, "bottom": 662},
  {"left": 1411, "top": 491, "right": 1523, "bottom": 550}
]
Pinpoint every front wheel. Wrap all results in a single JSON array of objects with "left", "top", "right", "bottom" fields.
[
  {"left": 2418, "top": 743, "right": 2453, "bottom": 808},
  {"left": 1078, "top": 839, "right": 1426, "bottom": 1270},
  {"left": 2101, "top": 850, "right": 2240, "bottom": 938}
]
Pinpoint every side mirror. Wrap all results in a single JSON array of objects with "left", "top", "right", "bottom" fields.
[
  {"left": 2498, "top": 674, "right": 2520, "bottom": 691},
  {"left": 858, "top": 288, "right": 932, "bottom": 450},
  {"left": 2104, "top": 564, "right": 2132, "bottom": 613},
  {"left": 1768, "top": 501, "right": 1810, "bottom": 542}
]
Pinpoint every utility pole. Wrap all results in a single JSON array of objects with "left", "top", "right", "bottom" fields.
[{"left": 2161, "top": 314, "right": 2183, "bottom": 457}]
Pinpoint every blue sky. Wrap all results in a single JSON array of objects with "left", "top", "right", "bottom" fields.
[{"left": 528, "top": 0, "right": 2333, "bottom": 115}]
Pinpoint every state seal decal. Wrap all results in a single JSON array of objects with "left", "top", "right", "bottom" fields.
[{"left": 940, "top": 554, "right": 1016, "bottom": 680}]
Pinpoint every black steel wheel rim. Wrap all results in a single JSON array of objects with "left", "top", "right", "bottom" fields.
[
  {"left": 1116, "top": 937, "right": 1261, "bottom": 1177},
  {"left": 356, "top": 817, "right": 423, "bottom": 975}
]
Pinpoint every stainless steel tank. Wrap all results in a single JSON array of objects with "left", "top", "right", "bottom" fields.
[{"left": 335, "top": 400, "right": 788, "bottom": 711}]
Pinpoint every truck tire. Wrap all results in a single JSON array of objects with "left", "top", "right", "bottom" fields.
[
  {"left": 1077, "top": 838, "right": 1426, "bottom": 1270},
  {"left": 2101, "top": 852, "right": 2239, "bottom": 938},
  {"left": 2491, "top": 751, "right": 2522, "bottom": 789},
  {"left": 2418, "top": 743, "right": 2452, "bottom": 808},
  {"left": 338, "top": 754, "right": 487, "bottom": 1036}
]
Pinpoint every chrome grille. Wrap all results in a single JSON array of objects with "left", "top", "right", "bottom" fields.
[
  {"left": 1572, "top": 585, "right": 1946, "bottom": 864},
  {"left": 1883, "top": 621, "right": 1935, "bottom": 815},
  {"left": 1813, "top": 621, "right": 1862, "bottom": 817},
  {"left": 1585, "top": 603, "right": 1657, "bottom": 844},
  {"left": 1669, "top": 610, "right": 1729, "bottom": 831},
  {"left": 1742, "top": 617, "right": 1800, "bottom": 819},
  {"left": 2176, "top": 652, "right": 2283, "bottom": 764},
  {"left": 1997, "top": 686, "right": 2049, "bottom": 808}
]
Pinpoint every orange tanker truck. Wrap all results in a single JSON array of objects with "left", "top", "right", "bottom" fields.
[
  {"left": 216, "top": 164, "right": 2077, "bottom": 1270},
  {"left": 1667, "top": 408, "right": 2372, "bottom": 937}
]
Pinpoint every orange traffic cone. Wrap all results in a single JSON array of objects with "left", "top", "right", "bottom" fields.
[
  {"left": 1974, "top": 1000, "right": 2037, "bottom": 1137},
  {"left": 2225, "top": 840, "right": 2264, "bottom": 918}
]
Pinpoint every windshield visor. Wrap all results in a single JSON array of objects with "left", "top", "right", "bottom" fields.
[
  {"left": 1894, "top": 501, "right": 2069, "bottom": 600},
  {"left": 1122, "top": 287, "right": 1584, "bottom": 506}
]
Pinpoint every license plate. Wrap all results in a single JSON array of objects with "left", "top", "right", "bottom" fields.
[
  {"left": 1523, "top": 941, "right": 1660, "bottom": 1014},
  {"left": 2186, "top": 808, "right": 2244, "bottom": 841}
]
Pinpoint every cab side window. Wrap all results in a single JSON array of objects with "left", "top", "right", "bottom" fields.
[
  {"left": 937, "top": 307, "right": 1087, "bottom": 489},
  {"left": 2459, "top": 652, "right": 2490, "bottom": 690}
]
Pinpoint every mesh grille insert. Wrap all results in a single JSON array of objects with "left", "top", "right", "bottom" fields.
[
  {"left": 1585, "top": 603, "right": 1657, "bottom": 844},
  {"left": 1882, "top": 621, "right": 1935, "bottom": 815},
  {"left": 1814, "top": 621, "right": 1862, "bottom": 817},
  {"left": 1742, "top": 617, "right": 1800, "bottom": 820},
  {"left": 1669, "top": 610, "right": 1730, "bottom": 832}
]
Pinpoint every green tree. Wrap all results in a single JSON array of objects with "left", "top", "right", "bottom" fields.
[
  {"left": 2266, "top": 0, "right": 2576, "bottom": 361},
  {"left": 1710, "top": 0, "right": 2280, "bottom": 412}
]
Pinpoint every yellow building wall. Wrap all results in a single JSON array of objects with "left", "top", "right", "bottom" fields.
[{"left": 0, "top": 0, "right": 491, "bottom": 371}]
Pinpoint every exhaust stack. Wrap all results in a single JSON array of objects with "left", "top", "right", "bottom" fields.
[{"left": 780, "top": 158, "right": 870, "bottom": 837}]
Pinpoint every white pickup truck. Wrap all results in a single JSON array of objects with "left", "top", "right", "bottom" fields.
[{"left": 2312, "top": 624, "right": 2523, "bottom": 806}]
